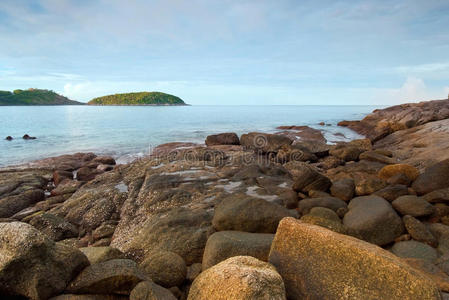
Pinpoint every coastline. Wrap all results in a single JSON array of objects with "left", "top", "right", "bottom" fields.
[{"left": 1, "top": 98, "right": 449, "bottom": 299}]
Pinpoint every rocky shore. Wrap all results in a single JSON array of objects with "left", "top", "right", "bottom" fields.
[{"left": 1, "top": 98, "right": 449, "bottom": 299}]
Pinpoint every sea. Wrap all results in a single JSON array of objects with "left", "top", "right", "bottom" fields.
[{"left": 0, "top": 105, "right": 383, "bottom": 167}]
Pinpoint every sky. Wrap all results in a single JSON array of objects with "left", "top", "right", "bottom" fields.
[{"left": 0, "top": 0, "right": 448, "bottom": 105}]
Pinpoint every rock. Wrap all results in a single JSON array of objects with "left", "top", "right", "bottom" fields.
[
  {"left": 66, "top": 259, "right": 148, "bottom": 295},
  {"left": 354, "top": 175, "right": 387, "bottom": 196},
  {"left": 202, "top": 231, "right": 274, "bottom": 270},
  {"left": 392, "top": 195, "right": 435, "bottom": 217},
  {"left": 387, "top": 173, "right": 413, "bottom": 186},
  {"left": 413, "top": 159, "right": 449, "bottom": 195},
  {"left": 5, "top": 136, "right": 12, "bottom": 141},
  {"left": 49, "top": 295, "right": 127, "bottom": 300},
  {"left": 292, "top": 140, "right": 330, "bottom": 157},
  {"left": 424, "top": 188, "right": 449, "bottom": 203},
  {"left": 286, "top": 162, "right": 331, "bottom": 193},
  {"left": 79, "top": 247, "right": 125, "bottom": 264},
  {"left": 186, "top": 264, "right": 202, "bottom": 282},
  {"left": 93, "top": 156, "right": 116, "bottom": 165},
  {"left": 403, "top": 258, "right": 449, "bottom": 293},
  {"left": 349, "top": 138, "right": 372, "bottom": 151},
  {"left": 378, "top": 164, "right": 420, "bottom": 182},
  {"left": 97, "top": 164, "right": 114, "bottom": 172},
  {"left": 53, "top": 170, "right": 74, "bottom": 186},
  {"left": 359, "top": 150, "right": 397, "bottom": 164},
  {"left": 268, "top": 218, "right": 441, "bottom": 299},
  {"left": 403, "top": 215, "right": 438, "bottom": 247},
  {"left": 29, "top": 212, "right": 79, "bottom": 241},
  {"left": 23, "top": 134, "right": 37, "bottom": 140},
  {"left": 205, "top": 133, "right": 240, "bottom": 146},
  {"left": 329, "top": 145, "right": 364, "bottom": 162},
  {"left": 343, "top": 195, "right": 404, "bottom": 245},
  {"left": 92, "top": 223, "right": 116, "bottom": 241},
  {"left": 51, "top": 179, "right": 84, "bottom": 196},
  {"left": 278, "top": 190, "right": 298, "bottom": 209},
  {"left": 276, "top": 144, "right": 317, "bottom": 163},
  {"left": 240, "top": 132, "right": 292, "bottom": 153},
  {"left": 188, "top": 256, "right": 286, "bottom": 300},
  {"left": 212, "top": 195, "right": 292, "bottom": 233},
  {"left": 300, "top": 207, "right": 344, "bottom": 233},
  {"left": 140, "top": 251, "right": 187, "bottom": 288},
  {"left": 330, "top": 178, "right": 355, "bottom": 202},
  {"left": 0, "top": 189, "right": 45, "bottom": 218},
  {"left": 313, "top": 155, "right": 344, "bottom": 170},
  {"left": 130, "top": 281, "right": 177, "bottom": 300},
  {"left": 374, "top": 184, "right": 409, "bottom": 202},
  {"left": 338, "top": 98, "right": 449, "bottom": 142},
  {"left": 297, "top": 197, "right": 347, "bottom": 215},
  {"left": 0, "top": 222, "right": 89, "bottom": 300},
  {"left": 391, "top": 240, "right": 438, "bottom": 262},
  {"left": 76, "top": 167, "right": 103, "bottom": 182},
  {"left": 308, "top": 190, "right": 330, "bottom": 198}
]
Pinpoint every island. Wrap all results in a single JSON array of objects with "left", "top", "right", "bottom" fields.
[
  {"left": 0, "top": 88, "right": 83, "bottom": 105},
  {"left": 87, "top": 91, "right": 188, "bottom": 106}
]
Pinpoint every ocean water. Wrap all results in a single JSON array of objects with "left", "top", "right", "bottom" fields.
[{"left": 0, "top": 105, "right": 382, "bottom": 167}]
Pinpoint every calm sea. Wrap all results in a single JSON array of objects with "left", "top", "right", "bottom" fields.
[{"left": 0, "top": 105, "right": 382, "bottom": 167}]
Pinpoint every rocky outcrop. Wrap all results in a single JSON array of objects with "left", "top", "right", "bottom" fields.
[
  {"left": 268, "top": 218, "right": 441, "bottom": 299},
  {"left": 0, "top": 222, "right": 89, "bottom": 300},
  {"left": 240, "top": 132, "right": 292, "bottom": 153},
  {"left": 338, "top": 98, "right": 449, "bottom": 142},
  {"left": 188, "top": 256, "right": 286, "bottom": 300}
]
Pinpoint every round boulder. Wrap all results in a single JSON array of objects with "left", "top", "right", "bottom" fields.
[
  {"left": 188, "top": 256, "right": 286, "bottom": 300},
  {"left": 130, "top": 281, "right": 177, "bottom": 300},
  {"left": 140, "top": 251, "right": 187, "bottom": 288},
  {"left": 378, "top": 164, "right": 420, "bottom": 182},
  {"left": 412, "top": 159, "right": 449, "bottom": 195},
  {"left": 392, "top": 195, "right": 435, "bottom": 217}
]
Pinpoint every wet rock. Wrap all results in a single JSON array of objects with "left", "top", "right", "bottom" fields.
[
  {"left": 297, "top": 197, "right": 347, "bottom": 215},
  {"left": 212, "top": 195, "right": 292, "bottom": 233},
  {"left": 0, "top": 189, "right": 45, "bottom": 218},
  {"left": 240, "top": 132, "right": 292, "bottom": 153},
  {"left": 286, "top": 162, "right": 331, "bottom": 193},
  {"left": 29, "top": 212, "right": 78, "bottom": 241},
  {"left": 23, "top": 134, "right": 37, "bottom": 140},
  {"left": 413, "top": 159, "right": 449, "bottom": 195},
  {"left": 343, "top": 195, "right": 404, "bottom": 245},
  {"left": 391, "top": 240, "right": 438, "bottom": 263},
  {"left": 374, "top": 184, "right": 409, "bottom": 202},
  {"left": 202, "top": 231, "right": 274, "bottom": 270},
  {"left": 130, "top": 281, "right": 177, "bottom": 300},
  {"left": 0, "top": 222, "right": 89, "bottom": 300},
  {"left": 5, "top": 136, "right": 13, "bottom": 141},
  {"left": 188, "top": 256, "right": 286, "bottom": 300},
  {"left": 403, "top": 215, "right": 437, "bottom": 247},
  {"left": 76, "top": 167, "right": 103, "bottom": 182},
  {"left": 140, "top": 251, "right": 187, "bottom": 288},
  {"left": 268, "top": 218, "right": 440, "bottom": 299},
  {"left": 330, "top": 178, "right": 355, "bottom": 202},
  {"left": 392, "top": 195, "right": 435, "bottom": 217},
  {"left": 79, "top": 247, "right": 125, "bottom": 264},
  {"left": 66, "top": 259, "right": 148, "bottom": 295},
  {"left": 378, "top": 164, "right": 420, "bottom": 182},
  {"left": 205, "top": 133, "right": 240, "bottom": 146},
  {"left": 93, "top": 156, "right": 116, "bottom": 165}
]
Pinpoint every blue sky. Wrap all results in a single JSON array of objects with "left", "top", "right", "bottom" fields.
[{"left": 0, "top": 0, "right": 448, "bottom": 105}]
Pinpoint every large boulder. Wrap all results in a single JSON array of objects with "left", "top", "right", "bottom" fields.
[
  {"left": 285, "top": 162, "right": 331, "bottom": 193},
  {"left": 66, "top": 259, "right": 148, "bottom": 295},
  {"left": 300, "top": 207, "right": 345, "bottom": 233},
  {"left": 240, "top": 132, "right": 292, "bottom": 153},
  {"left": 79, "top": 247, "right": 125, "bottom": 264},
  {"left": 188, "top": 256, "right": 286, "bottom": 300},
  {"left": 392, "top": 195, "right": 435, "bottom": 217},
  {"left": 139, "top": 251, "right": 187, "bottom": 288},
  {"left": 390, "top": 240, "right": 438, "bottom": 263},
  {"left": 130, "top": 281, "right": 176, "bottom": 300},
  {"left": 0, "top": 222, "right": 89, "bottom": 300},
  {"left": 413, "top": 158, "right": 449, "bottom": 195},
  {"left": 329, "top": 145, "right": 364, "bottom": 162},
  {"left": 202, "top": 231, "right": 274, "bottom": 270},
  {"left": 268, "top": 218, "right": 441, "bottom": 299},
  {"left": 29, "top": 212, "right": 79, "bottom": 241},
  {"left": 205, "top": 133, "right": 240, "bottom": 146},
  {"left": 343, "top": 195, "right": 404, "bottom": 245},
  {"left": 212, "top": 195, "right": 292, "bottom": 233},
  {"left": 378, "top": 164, "right": 420, "bottom": 182}
]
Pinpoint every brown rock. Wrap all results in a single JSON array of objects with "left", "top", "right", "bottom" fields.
[
  {"left": 403, "top": 215, "right": 438, "bottom": 247},
  {"left": 140, "top": 251, "right": 187, "bottom": 288},
  {"left": 378, "top": 164, "right": 420, "bottom": 182},
  {"left": 297, "top": 197, "right": 347, "bottom": 215},
  {"left": 130, "top": 281, "right": 177, "bottom": 300},
  {"left": 392, "top": 195, "right": 435, "bottom": 217},
  {"left": 240, "top": 132, "right": 292, "bottom": 153},
  {"left": 93, "top": 156, "right": 116, "bottom": 165},
  {"left": 286, "top": 162, "right": 331, "bottom": 193},
  {"left": 205, "top": 133, "right": 240, "bottom": 146},
  {"left": 374, "top": 184, "right": 409, "bottom": 202},
  {"left": 268, "top": 218, "right": 441, "bottom": 299},
  {"left": 330, "top": 178, "right": 355, "bottom": 202},
  {"left": 413, "top": 159, "right": 449, "bottom": 195},
  {"left": 53, "top": 170, "right": 74, "bottom": 186}
]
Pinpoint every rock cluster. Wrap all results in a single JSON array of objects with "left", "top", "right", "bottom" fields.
[{"left": 2, "top": 98, "right": 449, "bottom": 299}]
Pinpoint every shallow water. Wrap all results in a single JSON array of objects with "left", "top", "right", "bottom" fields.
[{"left": 0, "top": 105, "right": 382, "bottom": 167}]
